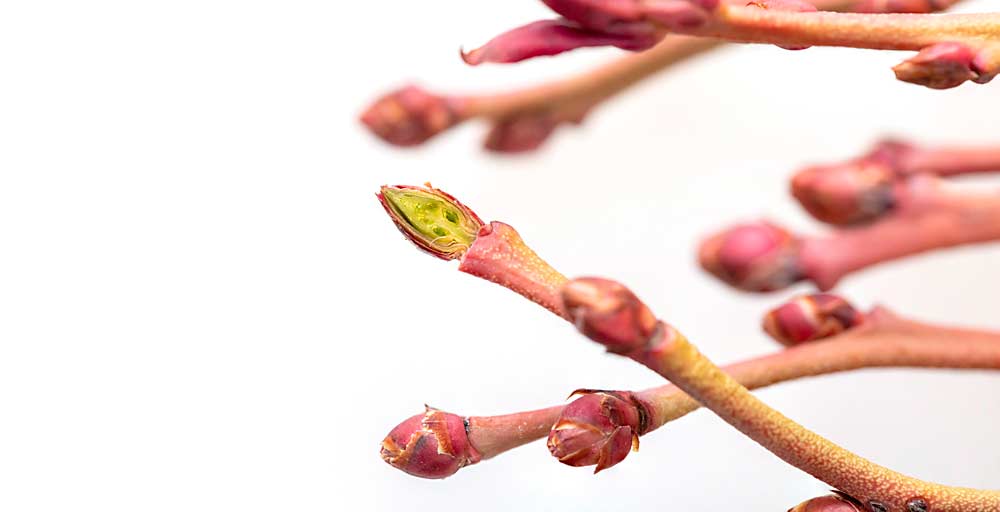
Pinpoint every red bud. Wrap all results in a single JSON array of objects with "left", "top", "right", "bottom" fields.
[
  {"left": 893, "top": 43, "right": 982, "bottom": 90},
  {"left": 361, "top": 86, "right": 461, "bottom": 147},
  {"left": 548, "top": 390, "right": 645, "bottom": 472},
  {"left": 788, "top": 493, "right": 863, "bottom": 512},
  {"left": 791, "top": 161, "right": 897, "bottom": 225},
  {"left": 699, "top": 222, "right": 803, "bottom": 292},
  {"left": 763, "top": 293, "right": 866, "bottom": 346},
  {"left": 560, "top": 277, "right": 658, "bottom": 353},
  {"left": 380, "top": 407, "right": 481, "bottom": 479}
]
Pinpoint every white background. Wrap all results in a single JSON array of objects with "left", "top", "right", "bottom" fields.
[{"left": 2, "top": 1, "right": 999, "bottom": 511}]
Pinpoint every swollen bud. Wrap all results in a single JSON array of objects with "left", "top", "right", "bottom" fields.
[
  {"left": 698, "top": 222, "right": 803, "bottom": 292},
  {"left": 380, "top": 407, "right": 482, "bottom": 479},
  {"left": 548, "top": 390, "right": 645, "bottom": 472},
  {"left": 361, "top": 86, "right": 461, "bottom": 146},
  {"left": 763, "top": 294, "right": 866, "bottom": 346},
  {"left": 788, "top": 494, "right": 863, "bottom": 512},
  {"left": 560, "top": 277, "right": 658, "bottom": 353},
  {"left": 791, "top": 161, "right": 897, "bottom": 225},
  {"left": 377, "top": 184, "right": 485, "bottom": 260}
]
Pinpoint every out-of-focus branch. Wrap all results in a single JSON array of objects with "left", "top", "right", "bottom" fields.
[
  {"left": 361, "top": 1, "right": 962, "bottom": 152},
  {"left": 700, "top": 175, "right": 1000, "bottom": 292}
]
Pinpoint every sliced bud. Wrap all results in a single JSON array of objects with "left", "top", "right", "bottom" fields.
[
  {"left": 380, "top": 406, "right": 482, "bottom": 479},
  {"left": 762, "top": 293, "right": 866, "bottom": 346},
  {"left": 893, "top": 43, "right": 983, "bottom": 90},
  {"left": 560, "top": 277, "right": 658, "bottom": 353},
  {"left": 548, "top": 390, "right": 647, "bottom": 472},
  {"left": 360, "top": 86, "right": 461, "bottom": 146},
  {"left": 791, "top": 161, "right": 897, "bottom": 225},
  {"left": 698, "top": 222, "right": 803, "bottom": 292},
  {"left": 377, "top": 184, "right": 485, "bottom": 260},
  {"left": 461, "top": 19, "right": 659, "bottom": 66}
]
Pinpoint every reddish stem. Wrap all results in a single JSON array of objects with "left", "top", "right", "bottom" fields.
[
  {"left": 791, "top": 139, "right": 1000, "bottom": 225},
  {"left": 382, "top": 307, "right": 1000, "bottom": 478},
  {"left": 529, "top": 0, "right": 997, "bottom": 88},
  {"left": 458, "top": 221, "right": 570, "bottom": 318},
  {"left": 701, "top": 175, "right": 1000, "bottom": 292},
  {"left": 702, "top": 8, "right": 999, "bottom": 52},
  {"left": 899, "top": 142, "right": 1000, "bottom": 177},
  {"left": 800, "top": 176, "right": 1000, "bottom": 290},
  {"left": 361, "top": 1, "right": 963, "bottom": 150},
  {"left": 562, "top": 277, "right": 1000, "bottom": 511}
]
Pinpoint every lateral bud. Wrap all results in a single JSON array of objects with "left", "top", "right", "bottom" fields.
[
  {"left": 893, "top": 43, "right": 991, "bottom": 90},
  {"left": 763, "top": 294, "right": 866, "bottom": 346},
  {"left": 560, "top": 277, "right": 658, "bottom": 353},
  {"left": 791, "top": 160, "right": 897, "bottom": 225},
  {"left": 547, "top": 390, "right": 646, "bottom": 472},
  {"left": 698, "top": 222, "right": 803, "bottom": 292}
]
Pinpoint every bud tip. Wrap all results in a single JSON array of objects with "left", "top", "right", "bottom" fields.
[{"left": 378, "top": 184, "right": 485, "bottom": 260}]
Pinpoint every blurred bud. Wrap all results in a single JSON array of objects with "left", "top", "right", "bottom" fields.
[
  {"left": 462, "top": 19, "right": 659, "bottom": 66},
  {"left": 484, "top": 113, "right": 561, "bottom": 153},
  {"left": 361, "top": 86, "right": 461, "bottom": 146},
  {"left": 863, "top": 138, "right": 916, "bottom": 169},
  {"left": 893, "top": 43, "right": 983, "bottom": 90},
  {"left": 763, "top": 293, "right": 866, "bottom": 346},
  {"left": 548, "top": 390, "right": 646, "bottom": 472},
  {"left": 483, "top": 105, "right": 588, "bottom": 153},
  {"left": 381, "top": 406, "right": 481, "bottom": 479},
  {"left": 561, "top": 277, "right": 658, "bottom": 353},
  {"left": 791, "top": 161, "right": 897, "bottom": 225},
  {"left": 378, "top": 184, "right": 485, "bottom": 260},
  {"left": 541, "top": 0, "right": 718, "bottom": 35},
  {"left": 699, "top": 222, "right": 803, "bottom": 292},
  {"left": 789, "top": 494, "right": 863, "bottom": 512}
]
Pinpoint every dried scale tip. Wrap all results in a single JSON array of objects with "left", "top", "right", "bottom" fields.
[
  {"left": 377, "top": 184, "right": 484, "bottom": 261},
  {"left": 360, "top": 86, "right": 462, "bottom": 147},
  {"left": 698, "top": 222, "right": 803, "bottom": 292},
  {"left": 560, "top": 277, "right": 658, "bottom": 353},
  {"left": 791, "top": 160, "right": 898, "bottom": 226},
  {"left": 789, "top": 493, "right": 864, "bottom": 512},
  {"left": 893, "top": 42, "right": 995, "bottom": 90},
  {"left": 380, "top": 406, "right": 482, "bottom": 479},
  {"left": 547, "top": 390, "right": 647, "bottom": 472},
  {"left": 763, "top": 293, "right": 866, "bottom": 346},
  {"left": 461, "top": 19, "right": 659, "bottom": 66}
]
